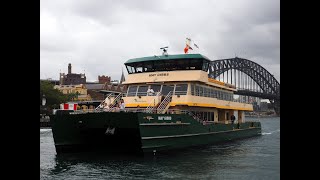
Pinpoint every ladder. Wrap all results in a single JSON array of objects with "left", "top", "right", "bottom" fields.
[
  {"left": 145, "top": 92, "right": 161, "bottom": 113},
  {"left": 95, "top": 93, "right": 113, "bottom": 110},
  {"left": 108, "top": 93, "right": 123, "bottom": 109},
  {"left": 157, "top": 91, "right": 173, "bottom": 114}
]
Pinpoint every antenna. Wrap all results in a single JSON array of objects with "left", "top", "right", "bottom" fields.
[{"left": 160, "top": 46, "right": 169, "bottom": 56}]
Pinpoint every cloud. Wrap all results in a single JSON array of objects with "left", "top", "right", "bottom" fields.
[{"left": 41, "top": 0, "right": 280, "bottom": 83}]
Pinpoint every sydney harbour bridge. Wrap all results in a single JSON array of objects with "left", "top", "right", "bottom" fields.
[{"left": 208, "top": 57, "right": 280, "bottom": 116}]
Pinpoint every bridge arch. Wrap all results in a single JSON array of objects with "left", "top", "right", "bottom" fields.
[{"left": 208, "top": 57, "right": 280, "bottom": 100}]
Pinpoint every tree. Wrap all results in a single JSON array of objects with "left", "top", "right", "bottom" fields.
[
  {"left": 66, "top": 92, "right": 80, "bottom": 101},
  {"left": 40, "top": 80, "right": 68, "bottom": 109}
]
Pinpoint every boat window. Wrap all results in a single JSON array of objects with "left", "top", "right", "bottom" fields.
[
  {"left": 127, "top": 86, "right": 138, "bottom": 96},
  {"left": 203, "top": 87, "right": 208, "bottom": 97},
  {"left": 217, "top": 91, "right": 221, "bottom": 99},
  {"left": 126, "top": 65, "right": 135, "bottom": 74},
  {"left": 207, "top": 88, "right": 211, "bottom": 97},
  {"left": 189, "top": 59, "right": 202, "bottom": 70},
  {"left": 144, "top": 62, "right": 154, "bottom": 72},
  {"left": 126, "top": 65, "right": 132, "bottom": 74},
  {"left": 204, "top": 87, "right": 208, "bottom": 97},
  {"left": 191, "top": 84, "right": 195, "bottom": 95},
  {"left": 134, "top": 63, "right": 144, "bottom": 73},
  {"left": 195, "top": 85, "right": 199, "bottom": 96},
  {"left": 229, "top": 93, "right": 233, "bottom": 101},
  {"left": 198, "top": 86, "right": 203, "bottom": 97},
  {"left": 137, "top": 86, "right": 148, "bottom": 96},
  {"left": 176, "top": 60, "right": 188, "bottom": 70},
  {"left": 164, "top": 61, "right": 177, "bottom": 71},
  {"left": 136, "top": 67, "right": 143, "bottom": 73},
  {"left": 161, "top": 85, "right": 174, "bottom": 95},
  {"left": 210, "top": 88, "right": 214, "bottom": 98},
  {"left": 125, "top": 58, "right": 208, "bottom": 73},
  {"left": 212, "top": 89, "right": 217, "bottom": 98},
  {"left": 150, "top": 84, "right": 161, "bottom": 94},
  {"left": 174, "top": 84, "right": 188, "bottom": 95},
  {"left": 211, "top": 88, "right": 215, "bottom": 98},
  {"left": 153, "top": 61, "right": 166, "bottom": 71},
  {"left": 189, "top": 83, "right": 234, "bottom": 101}
]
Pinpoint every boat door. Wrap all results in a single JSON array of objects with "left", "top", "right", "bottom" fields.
[{"left": 233, "top": 110, "right": 238, "bottom": 124}]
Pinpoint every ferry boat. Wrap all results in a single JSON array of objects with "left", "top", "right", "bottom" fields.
[{"left": 51, "top": 50, "right": 261, "bottom": 154}]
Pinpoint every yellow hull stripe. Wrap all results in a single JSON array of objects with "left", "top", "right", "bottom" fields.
[{"left": 125, "top": 103, "right": 151, "bottom": 108}]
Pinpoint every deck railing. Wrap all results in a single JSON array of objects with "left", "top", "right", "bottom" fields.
[
  {"left": 95, "top": 93, "right": 113, "bottom": 110},
  {"left": 157, "top": 91, "right": 173, "bottom": 114},
  {"left": 145, "top": 92, "right": 161, "bottom": 113}
]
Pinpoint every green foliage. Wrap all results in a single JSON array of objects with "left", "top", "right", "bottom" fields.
[
  {"left": 40, "top": 80, "right": 68, "bottom": 108},
  {"left": 67, "top": 92, "right": 80, "bottom": 101}
]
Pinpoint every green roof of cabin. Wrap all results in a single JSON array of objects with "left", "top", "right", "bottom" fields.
[{"left": 125, "top": 54, "right": 211, "bottom": 64}]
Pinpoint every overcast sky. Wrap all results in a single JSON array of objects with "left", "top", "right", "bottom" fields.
[{"left": 40, "top": 0, "right": 279, "bottom": 83}]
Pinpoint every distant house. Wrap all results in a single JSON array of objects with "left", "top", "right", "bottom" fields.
[
  {"left": 85, "top": 77, "right": 127, "bottom": 101},
  {"left": 55, "top": 63, "right": 127, "bottom": 101},
  {"left": 85, "top": 83, "right": 105, "bottom": 100},
  {"left": 54, "top": 84, "right": 92, "bottom": 101}
]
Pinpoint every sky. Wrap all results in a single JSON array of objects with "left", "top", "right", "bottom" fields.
[{"left": 40, "top": 0, "right": 280, "bottom": 83}]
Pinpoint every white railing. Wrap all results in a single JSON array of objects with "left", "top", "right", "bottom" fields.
[
  {"left": 145, "top": 92, "right": 161, "bottom": 113},
  {"left": 65, "top": 108, "right": 191, "bottom": 114},
  {"left": 58, "top": 108, "right": 207, "bottom": 124},
  {"left": 95, "top": 93, "right": 113, "bottom": 110},
  {"left": 108, "top": 93, "right": 123, "bottom": 109},
  {"left": 157, "top": 91, "right": 173, "bottom": 114}
]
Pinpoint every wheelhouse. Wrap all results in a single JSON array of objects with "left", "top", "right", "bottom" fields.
[{"left": 125, "top": 54, "right": 211, "bottom": 74}]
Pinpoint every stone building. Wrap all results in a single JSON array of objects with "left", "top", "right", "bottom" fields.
[
  {"left": 60, "top": 63, "right": 86, "bottom": 85},
  {"left": 98, "top": 75, "right": 111, "bottom": 84}
]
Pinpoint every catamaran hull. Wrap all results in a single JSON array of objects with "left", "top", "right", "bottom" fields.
[{"left": 51, "top": 110, "right": 261, "bottom": 154}]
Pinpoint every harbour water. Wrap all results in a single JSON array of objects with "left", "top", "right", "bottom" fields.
[{"left": 40, "top": 117, "right": 280, "bottom": 180}]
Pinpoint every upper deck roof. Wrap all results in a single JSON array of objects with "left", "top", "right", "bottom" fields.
[{"left": 125, "top": 54, "right": 211, "bottom": 64}]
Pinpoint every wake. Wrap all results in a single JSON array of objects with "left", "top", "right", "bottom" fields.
[
  {"left": 40, "top": 128, "right": 52, "bottom": 132},
  {"left": 262, "top": 129, "right": 280, "bottom": 135}
]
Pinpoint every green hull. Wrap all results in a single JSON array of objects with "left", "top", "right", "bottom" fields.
[{"left": 51, "top": 110, "right": 261, "bottom": 154}]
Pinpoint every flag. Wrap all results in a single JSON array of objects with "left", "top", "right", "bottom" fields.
[
  {"left": 184, "top": 45, "right": 193, "bottom": 53},
  {"left": 184, "top": 46, "right": 189, "bottom": 53},
  {"left": 184, "top": 38, "right": 197, "bottom": 53}
]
